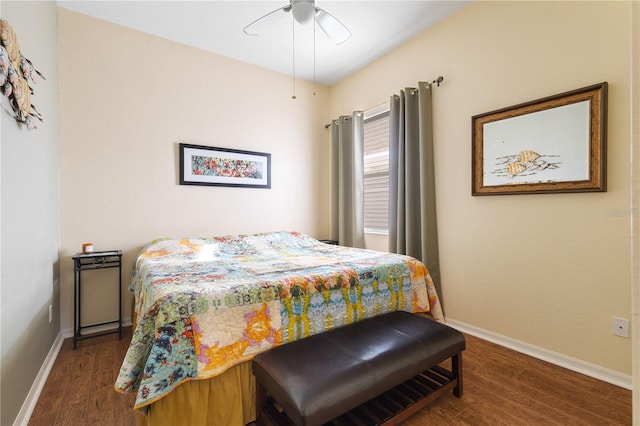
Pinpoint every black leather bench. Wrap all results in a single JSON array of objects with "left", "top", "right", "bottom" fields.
[{"left": 252, "top": 311, "right": 466, "bottom": 426}]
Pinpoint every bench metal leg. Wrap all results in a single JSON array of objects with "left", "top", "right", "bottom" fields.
[{"left": 452, "top": 352, "right": 463, "bottom": 397}]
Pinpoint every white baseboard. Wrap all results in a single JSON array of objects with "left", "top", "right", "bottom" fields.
[
  {"left": 13, "top": 331, "right": 64, "bottom": 426},
  {"left": 446, "top": 318, "right": 632, "bottom": 390},
  {"left": 17, "top": 317, "right": 133, "bottom": 425},
  {"left": 61, "top": 317, "right": 133, "bottom": 338}
]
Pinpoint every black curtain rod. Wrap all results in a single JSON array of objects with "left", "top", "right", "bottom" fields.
[{"left": 324, "top": 76, "right": 444, "bottom": 129}]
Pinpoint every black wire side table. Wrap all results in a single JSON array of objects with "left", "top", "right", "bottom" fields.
[{"left": 72, "top": 250, "right": 122, "bottom": 349}]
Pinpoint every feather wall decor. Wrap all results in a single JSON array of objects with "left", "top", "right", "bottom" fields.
[{"left": 0, "top": 19, "right": 45, "bottom": 130}]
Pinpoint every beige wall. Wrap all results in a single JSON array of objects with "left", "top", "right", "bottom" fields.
[
  {"left": 1, "top": 2, "right": 60, "bottom": 424},
  {"left": 330, "top": 1, "right": 633, "bottom": 375},
  {"left": 57, "top": 9, "right": 331, "bottom": 331}
]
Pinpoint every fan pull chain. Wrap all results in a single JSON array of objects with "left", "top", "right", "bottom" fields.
[{"left": 292, "top": 16, "right": 296, "bottom": 100}]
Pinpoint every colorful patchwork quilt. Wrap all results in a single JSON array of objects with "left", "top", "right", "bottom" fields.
[{"left": 115, "top": 231, "right": 443, "bottom": 410}]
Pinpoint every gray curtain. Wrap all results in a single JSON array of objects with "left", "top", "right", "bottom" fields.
[
  {"left": 388, "top": 81, "right": 442, "bottom": 304},
  {"left": 330, "top": 112, "right": 365, "bottom": 248}
]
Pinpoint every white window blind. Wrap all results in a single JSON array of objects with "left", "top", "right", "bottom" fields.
[{"left": 363, "top": 107, "right": 390, "bottom": 234}]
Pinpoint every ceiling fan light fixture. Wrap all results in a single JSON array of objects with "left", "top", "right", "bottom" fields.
[
  {"left": 244, "top": 1, "right": 351, "bottom": 45},
  {"left": 291, "top": 0, "right": 315, "bottom": 24},
  {"left": 315, "top": 8, "right": 351, "bottom": 44},
  {"left": 243, "top": 0, "right": 352, "bottom": 97}
]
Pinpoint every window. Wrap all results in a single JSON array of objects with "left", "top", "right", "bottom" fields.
[{"left": 363, "top": 105, "right": 390, "bottom": 234}]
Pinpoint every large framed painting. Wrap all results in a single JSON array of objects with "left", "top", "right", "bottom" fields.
[
  {"left": 472, "top": 82, "right": 607, "bottom": 195},
  {"left": 179, "top": 143, "right": 271, "bottom": 188}
]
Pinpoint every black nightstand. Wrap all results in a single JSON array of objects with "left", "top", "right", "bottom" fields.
[{"left": 71, "top": 250, "right": 122, "bottom": 349}]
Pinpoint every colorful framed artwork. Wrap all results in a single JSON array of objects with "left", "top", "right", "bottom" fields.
[
  {"left": 179, "top": 143, "right": 271, "bottom": 188},
  {"left": 472, "top": 82, "right": 607, "bottom": 195}
]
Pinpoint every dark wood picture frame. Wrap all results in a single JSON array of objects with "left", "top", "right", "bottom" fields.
[
  {"left": 472, "top": 82, "right": 607, "bottom": 195},
  {"left": 179, "top": 143, "right": 271, "bottom": 189}
]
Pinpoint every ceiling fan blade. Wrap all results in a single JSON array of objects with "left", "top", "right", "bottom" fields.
[
  {"left": 315, "top": 7, "right": 351, "bottom": 45},
  {"left": 243, "top": 5, "right": 291, "bottom": 36}
]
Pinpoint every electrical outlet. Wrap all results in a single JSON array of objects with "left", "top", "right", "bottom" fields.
[
  {"left": 613, "top": 317, "right": 629, "bottom": 338},
  {"left": 48, "top": 305, "right": 53, "bottom": 323}
]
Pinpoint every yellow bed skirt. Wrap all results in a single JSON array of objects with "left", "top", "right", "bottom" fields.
[
  {"left": 139, "top": 361, "right": 256, "bottom": 426},
  {"left": 131, "top": 305, "right": 255, "bottom": 426}
]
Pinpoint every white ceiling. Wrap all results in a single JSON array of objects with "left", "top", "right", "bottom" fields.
[{"left": 57, "top": 1, "right": 470, "bottom": 86}]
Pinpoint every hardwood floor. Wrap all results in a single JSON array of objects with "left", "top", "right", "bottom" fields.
[
  {"left": 28, "top": 328, "right": 137, "bottom": 426},
  {"left": 28, "top": 327, "right": 631, "bottom": 426}
]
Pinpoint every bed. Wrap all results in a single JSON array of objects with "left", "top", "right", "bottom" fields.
[{"left": 115, "top": 231, "right": 444, "bottom": 425}]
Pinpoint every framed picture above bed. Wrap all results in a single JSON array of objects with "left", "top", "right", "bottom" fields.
[
  {"left": 472, "top": 82, "right": 607, "bottom": 195},
  {"left": 179, "top": 143, "right": 271, "bottom": 188}
]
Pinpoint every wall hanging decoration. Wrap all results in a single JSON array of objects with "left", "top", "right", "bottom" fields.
[
  {"left": 179, "top": 143, "right": 271, "bottom": 188},
  {"left": 0, "top": 19, "right": 45, "bottom": 130},
  {"left": 472, "top": 82, "right": 607, "bottom": 195}
]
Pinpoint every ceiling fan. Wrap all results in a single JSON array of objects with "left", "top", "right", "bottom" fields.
[{"left": 243, "top": 0, "right": 352, "bottom": 45}]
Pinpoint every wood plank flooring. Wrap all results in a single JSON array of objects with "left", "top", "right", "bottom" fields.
[
  {"left": 28, "top": 327, "right": 631, "bottom": 426},
  {"left": 28, "top": 327, "right": 137, "bottom": 426}
]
